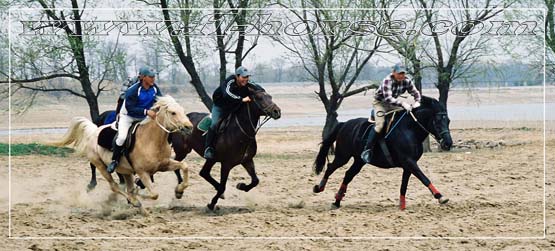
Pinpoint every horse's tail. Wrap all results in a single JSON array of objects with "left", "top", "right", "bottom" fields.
[
  {"left": 313, "top": 122, "right": 344, "bottom": 175},
  {"left": 51, "top": 117, "right": 98, "bottom": 155}
]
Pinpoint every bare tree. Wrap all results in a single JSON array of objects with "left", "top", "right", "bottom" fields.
[
  {"left": 272, "top": 0, "right": 384, "bottom": 138},
  {"left": 416, "top": 0, "right": 513, "bottom": 108},
  {"left": 546, "top": 0, "right": 555, "bottom": 77},
  {"left": 1, "top": 0, "right": 123, "bottom": 121}
]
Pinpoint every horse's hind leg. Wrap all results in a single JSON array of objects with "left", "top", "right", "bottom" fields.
[
  {"left": 403, "top": 160, "right": 449, "bottom": 205},
  {"left": 87, "top": 163, "right": 97, "bottom": 192},
  {"left": 332, "top": 158, "right": 365, "bottom": 208},
  {"left": 199, "top": 160, "right": 219, "bottom": 191},
  {"left": 207, "top": 163, "right": 232, "bottom": 211},
  {"left": 92, "top": 160, "right": 141, "bottom": 207},
  {"left": 237, "top": 159, "right": 258, "bottom": 192},
  {"left": 399, "top": 169, "right": 411, "bottom": 210},
  {"left": 313, "top": 154, "right": 350, "bottom": 193}
]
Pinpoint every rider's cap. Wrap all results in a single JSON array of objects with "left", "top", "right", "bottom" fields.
[
  {"left": 235, "top": 66, "right": 251, "bottom": 77},
  {"left": 139, "top": 66, "right": 157, "bottom": 77},
  {"left": 393, "top": 63, "right": 407, "bottom": 73}
]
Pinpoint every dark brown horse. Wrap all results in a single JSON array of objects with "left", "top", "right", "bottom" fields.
[{"left": 172, "top": 87, "right": 281, "bottom": 210}]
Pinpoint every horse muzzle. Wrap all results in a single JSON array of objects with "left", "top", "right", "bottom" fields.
[
  {"left": 439, "top": 134, "right": 453, "bottom": 151},
  {"left": 271, "top": 107, "right": 281, "bottom": 120}
]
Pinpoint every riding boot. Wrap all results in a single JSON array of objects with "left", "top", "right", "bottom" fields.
[
  {"left": 203, "top": 127, "right": 216, "bottom": 159},
  {"left": 361, "top": 129, "right": 380, "bottom": 164},
  {"left": 107, "top": 143, "right": 124, "bottom": 173}
]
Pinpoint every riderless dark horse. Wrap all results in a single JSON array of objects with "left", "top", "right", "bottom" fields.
[
  {"left": 312, "top": 96, "right": 453, "bottom": 209},
  {"left": 171, "top": 86, "right": 281, "bottom": 210}
]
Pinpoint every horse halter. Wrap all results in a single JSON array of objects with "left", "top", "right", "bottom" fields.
[
  {"left": 154, "top": 108, "right": 182, "bottom": 133},
  {"left": 409, "top": 110, "right": 449, "bottom": 143}
]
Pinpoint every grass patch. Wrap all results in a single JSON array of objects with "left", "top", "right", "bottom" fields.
[{"left": 0, "top": 143, "right": 74, "bottom": 157}]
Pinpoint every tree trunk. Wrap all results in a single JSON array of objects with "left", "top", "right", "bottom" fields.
[
  {"left": 438, "top": 81, "right": 450, "bottom": 109},
  {"left": 160, "top": 0, "right": 213, "bottom": 110},
  {"left": 322, "top": 109, "right": 338, "bottom": 142}
]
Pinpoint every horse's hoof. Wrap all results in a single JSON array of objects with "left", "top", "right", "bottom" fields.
[
  {"left": 131, "top": 200, "right": 142, "bottom": 208},
  {"left": 236, "top": 183, "right": 248, "bottom": 191},
  {"left": 438, "top": 197, "right": 449, "bottom": 204},
  {"left": 313, "top": 185, "right": 324, "bottom": 193},
  {"left": 175, "top": 191, "right": 183, "bottom": 199},
  {"left": 86, "top": 184, "right": 96, "bottom": 193},
  {"left": 331, "top": 202, "right": 341, "bottom": 209},
  {"left": 219, "top": 193, "right": 225, "bottom": 199},
  {"left": 207, "top": 203, "right": 217, "bottom": 211}
]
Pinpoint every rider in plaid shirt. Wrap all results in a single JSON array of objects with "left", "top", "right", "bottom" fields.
[{"left": 361, "top": 63, "right": 422, "bottom": 163}]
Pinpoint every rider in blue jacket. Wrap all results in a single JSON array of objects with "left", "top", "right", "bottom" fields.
[{"left": 107, "top": 66, "right": 162, "bottom": 173}]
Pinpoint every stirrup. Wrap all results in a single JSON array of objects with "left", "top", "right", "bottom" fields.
[
  {"left": 204, "top": 147, "right": 215, "bottom": 159},
  {"left": 107, "top": 160, "right": 118, "bottom": 173},
  {"left": 361, "top": 149, "right": 372, "bottom": 163}
]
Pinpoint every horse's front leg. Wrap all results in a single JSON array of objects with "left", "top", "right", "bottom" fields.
[
  {"left": 160, "top": 159, "right": 190, "bottom": 199},
  {"left": 237, "top": 159, "right": 259, "bottom": 192},
  {"left": 136, "top": 170, "right": 159, "bottom": 200},
  {"left": 402, "top": 159, "right": 449, "bottom": 205}
]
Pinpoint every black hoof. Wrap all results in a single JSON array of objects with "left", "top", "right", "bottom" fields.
[
  {"left": 86, "top": 183, "right": 96, "bottom": 192},
  {"left": 135, "top": 178, "right": 146, "bottom": 189},
  {"left": 207, "top": 203, "right": 219, "bottom": 211},
  {"left": 332, "top": 201, "right": 341, "bottom": 208},
  {"left": 313, "top": 185, "right": 323, "bottom": 193},
  {"left": 175, "top": 191, "right": 183, "bottom": 199},
  {"left": 236, "top": 183, "right": 248, "bottom": 191}
]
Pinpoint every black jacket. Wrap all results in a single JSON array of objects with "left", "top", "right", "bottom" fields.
[{"left": 213, "top": 75, "right": 252, "bottom": 111}]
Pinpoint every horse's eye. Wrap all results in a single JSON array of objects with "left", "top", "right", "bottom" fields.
[{"left": 172, "top": 112, "right": 176, "bottom": 115}]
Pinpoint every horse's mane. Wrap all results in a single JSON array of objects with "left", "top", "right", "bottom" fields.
[
  {"left": 140, "top": 95, "right": 179, "bottom": 125},
  {"left": 155, "top": 95, "right": 178, "bottom": 107},
  {"left": 420, "top": 96, "right": 445, "bottom": 111}
]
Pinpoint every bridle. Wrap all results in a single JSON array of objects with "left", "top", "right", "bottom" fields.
[
  {"left": 235, "top": 92, "right": 274, "bottom": 139},
  {"left": 154, "top": 107, "right": 182, "bottom": 134},
  {"left": 409, "top": 110, "right": 449, "bottom": 144}
]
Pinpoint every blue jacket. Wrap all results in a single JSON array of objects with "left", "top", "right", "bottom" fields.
[{"left": 124, "top": 81, "right": 162, "bottom": 118}]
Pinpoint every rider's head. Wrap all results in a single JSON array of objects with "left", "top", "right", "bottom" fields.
[
  {"left": 138, "top": 66, "right": 156, "bottom": 88},
  {"left": 235, "top": 66, "right": 251, "bottom": 87},
  {"left": 392, "top": 63, "right": 407, "bottom": 82}
]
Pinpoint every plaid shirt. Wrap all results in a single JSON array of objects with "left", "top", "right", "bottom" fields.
[{"left": 374, "top": 75, "right": 421, "bottom": 106}]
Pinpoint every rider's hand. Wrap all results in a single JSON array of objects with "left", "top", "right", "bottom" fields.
[
  {"left": 412, "top": 101, "right": 421, "bottom": 109},
  {"left": 242, "top": 96, "right": 251, "bottom": 102},
  {"left": 147, "top": 109, "right": 157, "bottom": 118},
  {"left": 401, "top": 102, "right": 412, "bottom": 111}
]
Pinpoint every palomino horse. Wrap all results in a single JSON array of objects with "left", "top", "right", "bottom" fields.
[
  {"left": 312, "top": 96, "right": 453, "bottom": 209},
  {"left": 171, "top": 86, "right": 281, "bottom": 210},
  {"left": 53, "top": 96, "right": 193, "bottom": 211}
]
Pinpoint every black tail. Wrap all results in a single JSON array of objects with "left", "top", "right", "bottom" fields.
[{"left": 313, "top": 122, "right": 344, "bottom": 175}]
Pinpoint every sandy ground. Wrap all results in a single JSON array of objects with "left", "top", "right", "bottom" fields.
[{"left": 1, "top": 86, "right": 555, "bottom": 250}]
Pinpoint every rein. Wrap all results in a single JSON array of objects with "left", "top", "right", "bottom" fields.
[
  {"left": 154, "top": 109, "right": 181, "bottom": 134},
  {"left": 235, "top": 97, "right": 273, "bottom": 139}
]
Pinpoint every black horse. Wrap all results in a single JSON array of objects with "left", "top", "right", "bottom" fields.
[
  {"left": 171, "top": 87, "right": 281, "bottom": 210},
  {"left": 312, "top": 96, "right": 453, "bottom": 209}
]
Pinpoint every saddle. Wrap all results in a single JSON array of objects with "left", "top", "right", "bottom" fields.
[
  {"left": 97, "top": 121, "right": 140, "bottom": 153},
  {"left": 197, "top": 113, "right": 232, "bottom": 134},
  {"left": 362, "top": 110, "right": 404, "bottom": 166}
]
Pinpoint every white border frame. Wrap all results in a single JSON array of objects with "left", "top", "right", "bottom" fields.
[{"left": 7, "top": 7, "right": 548, "bottom": 240}]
